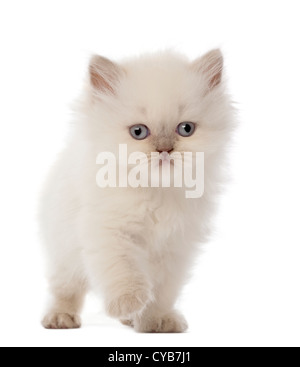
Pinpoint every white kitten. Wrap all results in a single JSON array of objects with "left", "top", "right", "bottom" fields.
[{"left": 40, "top": 50, "right": 235, "bottom": 332}]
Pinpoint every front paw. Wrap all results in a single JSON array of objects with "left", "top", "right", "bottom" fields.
[
  {"left": 42, "top": 312, "right": 81, "bottom": 329},
  {"left": 106, "top": 288, "right": 153, "bottom": 319},
  {"left": 134, "top": 310, "right": 188, "bottom": 333}
]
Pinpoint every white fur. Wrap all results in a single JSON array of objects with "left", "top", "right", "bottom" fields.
[{"left": 40, "top": 50, "right": 235, "bottom": 332}]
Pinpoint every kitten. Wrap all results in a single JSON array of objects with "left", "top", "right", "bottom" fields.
[{"left": 40, "top": 49, "right": 235, "bottom": 332}]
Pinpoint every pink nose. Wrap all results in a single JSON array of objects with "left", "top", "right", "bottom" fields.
[{"left": 156, "top": 148, "right": 173, "bottom": 154}]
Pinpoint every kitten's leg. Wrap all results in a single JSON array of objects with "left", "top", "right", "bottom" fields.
[
  {"left": 84, "top": 233, "right": 153, "bottom": 320},
  {"left": 42, "top": 277, "right": 87, "bottom": 329},
  {"left": 133, "top": 254, "right": 189, "bottom": 333},
  {"left": 133, "top": 285, "right": 188, "bottom": 333}
]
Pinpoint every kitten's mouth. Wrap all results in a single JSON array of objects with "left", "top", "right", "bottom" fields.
[
  {"left": 159, "top": 159, "right": 174, "bottom": 166},
  {"left": 158, "top": 152, "right": 174, "bottom": 166}
]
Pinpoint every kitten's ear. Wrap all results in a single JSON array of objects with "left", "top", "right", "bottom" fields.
[
  {"left": 191, "top": 49, "right": 223, "bottom": 91},
  {"left": 89, "top": 55, "right": 123, "bottom": 95}
]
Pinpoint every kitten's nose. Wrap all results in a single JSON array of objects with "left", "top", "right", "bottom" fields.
[{"left": 156, "top": 148, "right": 174, "bottom": 154}]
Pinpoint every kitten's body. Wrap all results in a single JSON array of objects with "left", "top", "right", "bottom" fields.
[{"left": 40, "top": 50, "right": 235, "bottom": 332}]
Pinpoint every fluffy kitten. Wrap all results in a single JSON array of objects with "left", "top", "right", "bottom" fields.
[{"left": 40, "top": 49, "right": 235, "bottom": 332}]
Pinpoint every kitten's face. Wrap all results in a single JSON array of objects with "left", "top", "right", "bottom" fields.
[{"left": 87, "top": 51, "right": 232, "bottom": 159}]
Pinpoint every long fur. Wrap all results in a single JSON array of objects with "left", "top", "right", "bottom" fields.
[{"left": 40, "top": 50, "right": 235, "bottom": 332}]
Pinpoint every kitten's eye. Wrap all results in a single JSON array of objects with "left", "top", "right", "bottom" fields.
[
  {"left": 176, "top": 122, "right": 196, "bottom": 137},
  {"left": 129, "top": 124, "right": 149, "bottom": 140}
]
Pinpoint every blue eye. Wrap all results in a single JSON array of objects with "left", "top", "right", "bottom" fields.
[
  {"left": 129, "top": 124, "right": 149, "bottom": 140},
  {"left": 176, "top": 122, "right": 196, "bottom": 137}
]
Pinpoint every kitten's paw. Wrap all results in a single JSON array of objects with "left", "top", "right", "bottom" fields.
[
  {"left": 42, "top": 312, "right": 81, "bottom": 329},
  {"left": 135, "top": 310, "right": 188, "bottom": 333},
  {"left": 106, "top": 289, "right": 152, "bottom": 319},
  {"left": 120, "top": 318, "right": 134, "bottom": 327}
]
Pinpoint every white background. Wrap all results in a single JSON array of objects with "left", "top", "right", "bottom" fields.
[{"left": 0, "top": 0, "right": 299, "bottom": 347}]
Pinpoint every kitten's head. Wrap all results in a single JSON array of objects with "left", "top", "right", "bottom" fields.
[{"left": 83, "top": 50, "right": 234, "bottom": 160}]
